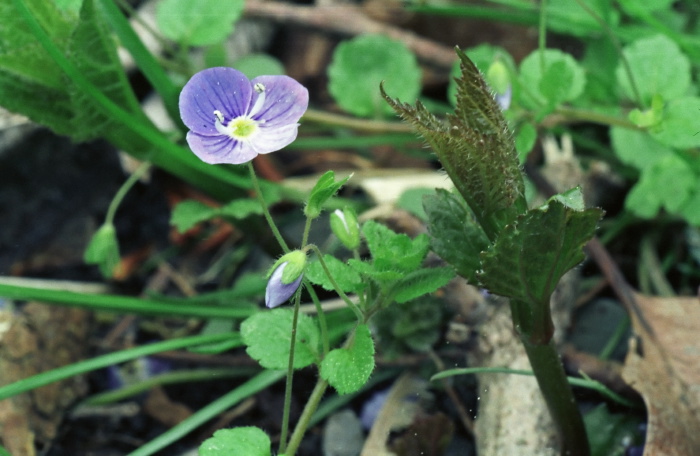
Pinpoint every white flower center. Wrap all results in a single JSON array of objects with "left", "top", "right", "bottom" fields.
[{"left": 213, "top": 84, "right": 267, "bottom": 140}]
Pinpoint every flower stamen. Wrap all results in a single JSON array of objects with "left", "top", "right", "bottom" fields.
[{"left": 248, "top": 83, "right": 267, "bottom": 118}]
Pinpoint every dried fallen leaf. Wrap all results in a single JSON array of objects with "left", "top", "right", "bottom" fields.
[{"left": 622, "top": 293, "right": 700, "bottom": 456}]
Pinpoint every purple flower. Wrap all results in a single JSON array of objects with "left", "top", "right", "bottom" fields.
[
  {"left": 179, "top": 67, "right": 309, "bottom": 164},
  {"left": 265, "top": 261, "right": 304, "bottom": 308}
]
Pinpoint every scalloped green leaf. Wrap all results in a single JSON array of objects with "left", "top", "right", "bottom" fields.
[
  {"left": 519, "top": 49, "right": 586, "bottom": 107},
  {"left": 362, "top": 220, "right": 429, "bottom": 273},
  {"left": 321, "top": 324, "right": 375, "bottom": 395},
  {"left": 199, "top": 427, "right": 271, "bottom": 456},
  {"left": 650, "top": 97, "right": 700, "bottom": 150},
  {"left": 479, "top": 198, "right": 603, "bottom": 305},
  {"left": 241, "top": 309, "right": 320, "bottom": 369},
  {"left": 625, "top": 154, "right": 695, "bottom": 219},
  {"left": 610, "top": 127, "right": 674, "bottom": 171},
  {"left": 393, "top": 267, "right": 455, "bottom": 303},
  {"left": 306, "top": 254, "right": 363, "bottom": 293},
  {"left": 329, "top": 34, "right": 421, "bottom": 117},
  {"left": 424, "top": 189, "right": 490, "bottom": 283},
  {"left": 156, "top": 0, "right": 244, "bottom": 46},
  {"left": 616, "top": 34, "right": 691, "bottom": 106}
]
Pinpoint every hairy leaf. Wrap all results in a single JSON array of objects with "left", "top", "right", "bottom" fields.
[
  {"left": 424, "top": 189, "right": 490, "bottom": 283},
  {"left": 383, "top": 48, "right": 526, "bottom": 240},
  {"left": 479, "top": 196, "right": 603, "bottom": 305}
]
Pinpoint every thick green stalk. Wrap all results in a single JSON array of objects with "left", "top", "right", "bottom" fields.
[{"left": 521, "top": 338, "right": 590, "bottom": 456}]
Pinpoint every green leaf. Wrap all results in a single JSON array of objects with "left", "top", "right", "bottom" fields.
[
  {"left": 306, "top": 255, "right": 363, "bottom": 294},
  {"left": 584, "top": 404, "right": 643, "bottom": 456},
  {"left": 156, "top": 0, "right": 244, "bottom": 46},
  {"left": 347, "top": 259, "right": 403, "bottom": 283},
  {"left": 171, "top": 199, "right": 263, "bottom": 233},
  {"left": 610, "top": 126, "right": 674, "bottom": 171},
  {"left": 171, "top": 200, "right": 217, "bottom": 233},
  {"left": 625, "top": 154, "right": 695, "bottom": 218},
  {"left": 678, "top": 187, "right": 700, "bottom": 225},
  {"left": 304, "top": 171, "right": 351, "bottom": 219},
  {"left": 199, "top": 427, "right": 271, "bottom": 456},
  {"left": 393, "top": 267, "right": 455, "bottom": 303},
  {"left": 397, "top": 188, "right": 435, "bottom": 222},
  {"left": 616, "top": 34, "right": 691, "bottom": 106},
  {"left": 0, "top": 0, "right": 75, "bottom": 135},
  {"left": 241, "top": 309, "right": 320, "bottom": 369},
  {"left": 423, "top": 189, "right": 490, "bottom": 283},
  {"left": 373, "top": 296, "right": 444, "bottom": 355},
  {"left": 362, "top": 220, "right": 429, "bottom": 273},
  {"left": 650, "top": 96, "right": 700, "bottom": 149},
  {"left": 68, "top": 0, "right": 145, "bottom": 141},
  {"left": 383, "top": 49, "right": 527, "bottom": 240},
  {"left": 546, "top": 0, "right": 619, "bottom": 37},
  {"left": 219, "top": 198, "right": 264, "bottom": 219},
  {"left": 233, "top": 54, "right": 285, "bottom": 78},
  {"left": 479, "top": 197, "right": 603, "bottom": 305},
  {"left": 519, "top": 49, "right": 586, "bottom": 107},
  {"left": 328, "top": 34, "right": 421, "bottom": 117},
  {"left": 320, "top": 324, "right": 375, "bottom": 395},
  {"left": 515, "top": 122, "right": 537, "bottom": 163},
  {"left": 551, "top": 186, "right": 586, "bottom": 211},
  {"left": 84, "top": 223, "right": 120, "bottom": 278}
]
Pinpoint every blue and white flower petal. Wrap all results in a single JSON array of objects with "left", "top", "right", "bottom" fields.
[
  {"left": 179, "top": 67, "right": 309, "bottom": 164},
  {"left": 265, "top": 262, "right": 304, "bottom": 309}
]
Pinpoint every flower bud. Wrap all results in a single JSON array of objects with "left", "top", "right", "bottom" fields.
[
  {"left": 265, "top": 250, "right": 306, "bottom": 308},
  {"left": 330, "top": 208, "right": 360, "bottom": 250},
  {"left": 487, "top": 60, "right": 511, "bottom": 111}
]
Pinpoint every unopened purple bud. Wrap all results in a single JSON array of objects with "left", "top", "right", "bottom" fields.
[{"left": 265, "top": 262, "right": 303, "bottom": 308}]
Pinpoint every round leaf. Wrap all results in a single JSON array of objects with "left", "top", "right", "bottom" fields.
[
  {"left": 320, "top": 324, "right": 375, "bottom": 395},
  {"left": 650, "top": 97, "right": 700, "bottom": 149},
  {"left": 616, "top": 35, "right": 691, "bottom": 105},
  {"left": 199, "top": 427, "right": 270, "bottom": 456},
  {"left": 328, "top": 34, "right": 420, "bottom": 117},
  {"left": 241, "top": 309, "right": 320, "bottom": 369},
  {"left": 156, "top": 0, "right": 244, "bottom": 46},
  {"left": 519, "top": 49, "right": 586, "bottom": 106}
]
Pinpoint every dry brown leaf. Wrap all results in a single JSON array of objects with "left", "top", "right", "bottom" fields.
[{"left": 622, "top": 293, "right": 700, "bottom": 456}]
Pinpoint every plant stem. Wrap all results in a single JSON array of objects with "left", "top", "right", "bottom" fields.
[
  {"left": 521, "top": 338, "right": 590, "bottom": 456},
  {"left": 284, "top": 378, "right": 329, "bottom": 456},
  {"left": 247, "top": 162, "right": 289, "bottom": 253},
  {"left": 278, "top": 290, "right": 303, "bottom": 455}
]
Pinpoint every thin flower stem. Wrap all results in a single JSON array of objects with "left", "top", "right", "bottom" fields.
[
  {"left": 105, "top": 162, "right": 152, "bottom": 226},
  {"left": 548, "top": 106, "right": 639, "bottom": 130},
  {"left": 284, "top": 378, "right": 329, "bottom": 456},
  {"left": 278, "top": 288, "right": 303, "bottom": 455},
  {"left": 308, "top": 245, "right": 363, "bottom": 321},
  {"left": 303, "top": 280, "right": 330, "bottom": 355},
  {"left": 302, "top": 108, "right": 412, "bottom": 133},
  {"left": 301, "top": 214, "right": 313, "bottom": 248},
  {"left": 247, "top": 162, "right": 290, "bottom": 253}
]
